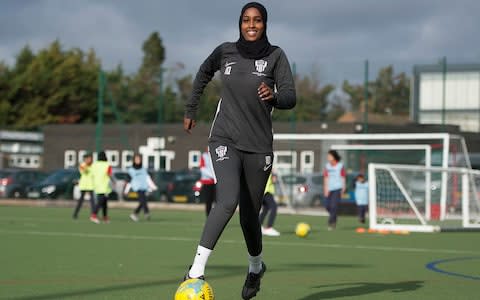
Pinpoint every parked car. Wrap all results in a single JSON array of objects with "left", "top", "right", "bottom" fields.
[
  {"left": 0, "top": 169, "right": 48, "bottom": 198},
  {"left": 468, "top": 153, "right": 480, "bottom": 170},
  {"left": 167, "top": 169, "right": 202, "bottom": 203},
  {"left": 27, "top": 169, "right": 80, "bottom": 200},
  {"left": 149, "top": 170, "right": 176, "bottom": 202},
  {"left": 111, "top": 169, "right": 130, "bottom": 200},
  {"left": 277, "top": 173, "right": 323, "bottom": 207},
  {"left": 278, "top": 172, "right": 359, "bottom": 209}
]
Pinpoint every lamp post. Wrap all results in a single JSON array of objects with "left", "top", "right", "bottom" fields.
[
  {"left": 95, "top": 70, "right": 105, "bottom": 153},
  {"left": 363, "top": 60, "right": 369, "bottom": 133},
  {"left": 441, "top": 56, "right": 447, "bottom": 131},
  {"left": 289, "top": 62, "right": 297, "bottom": 209}
]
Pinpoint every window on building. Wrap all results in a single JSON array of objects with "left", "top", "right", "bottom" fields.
[
  {"left": 188, "top": 151, "right": 201, "bottom": 169},
  {"left": 64, "top": 150, "right": 76, "bottom": 168}
]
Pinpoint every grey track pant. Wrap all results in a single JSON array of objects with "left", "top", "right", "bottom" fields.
[{"left": 199, "top": 141, "right": 273, "bottom": 256}]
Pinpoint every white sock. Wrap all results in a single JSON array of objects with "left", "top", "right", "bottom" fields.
[
  {"left": 189, "top": 245, "right": 212, "bottom": 278},
  {"left": 248, "top": 253, "right": 263, "bottom": 274}
]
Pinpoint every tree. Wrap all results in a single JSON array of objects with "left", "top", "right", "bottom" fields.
[
  {"left": 6, "top": 41, "right": 100, "bottom": 129},
  {"left": 1, "top": 36, "right": 412, "bottom": 129},
  {"left": 373, "top": 66, "right": 409, "bottom": 115},
  {"left": 163, "top": 86, "right": 182, "bottom": 123},
  {"left": 0, "top": 61, "right": 11, "bottom": 127},
  {"left": 114, "top": 32, "right": 167, "bottom": 124},
  {"left": 198, "top": 78, "right": 222, "bottom": 123},
  {"left": 13, "top": 45, "right": 35, "bottom": 75},
  {"left": 139, "top": 32, "right": 166, "bottom": 78},
  {"left": 343, "top": 65, "right": 410, "bottom": 117},
  {"left": 273, "top": 72, "right": 334, "bottom": 122},
  {"left": 343, "top": 80, "right": 364, "bottom": 112},
  {"left": 325, "top": 87, "right": 351, "bottom": 121}
]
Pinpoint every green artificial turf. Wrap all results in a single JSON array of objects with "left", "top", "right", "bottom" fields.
[{"left": 0, "top": 206, "right": 478, "bottom": 299}]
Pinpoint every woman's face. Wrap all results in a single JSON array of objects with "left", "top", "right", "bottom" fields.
[
  {"left": 327, "top": 153, "right": 336, "bottom": 164},
  {"left": 241, "top": 7, "right": 265, "bottom": 42},
  {"left": 134, "top": 155, "right": 142, "bottom": 165}
]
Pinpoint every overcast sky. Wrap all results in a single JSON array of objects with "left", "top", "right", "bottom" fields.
[{"left": 1, "top": 0, "right": 480, "bottom": 83}]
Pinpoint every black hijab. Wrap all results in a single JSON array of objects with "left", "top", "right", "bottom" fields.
[
  {"left": 236, "top": 2, "right": 277, "bottom": 59},
  {"left": 97, "top": 151, "right": 107, "bottom": 162}
]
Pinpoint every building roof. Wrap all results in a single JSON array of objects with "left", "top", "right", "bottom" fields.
[
  {"left": 337, "top": 111, "right": 409, "bottom": 125},
  {"left": 414, "top": 63, "right": 480, "bottom": 74}
]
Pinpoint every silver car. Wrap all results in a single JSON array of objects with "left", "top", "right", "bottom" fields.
[{"left": 276, "top": 173, "right": 324, "bottom": 207}]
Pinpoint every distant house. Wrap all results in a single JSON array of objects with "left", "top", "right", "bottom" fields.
[
  {"left": 0, "top": 130, "right": 43, "bottom": 169},
  {"left": 337, "top": 111, "right": 409, "bottom": 126}
]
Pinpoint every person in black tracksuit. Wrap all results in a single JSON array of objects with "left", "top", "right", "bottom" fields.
[{"left": 183, "top": 2, "right": 296, "bottom": 299}]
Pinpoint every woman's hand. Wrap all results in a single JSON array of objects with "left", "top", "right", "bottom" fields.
[
  {"left": 184, "top": 117, "right": 196, "bottom": 134},
  {"left": 324, "top": 189, "right": 329, "bottom": 198},
  {"left": 258, "top": 82, "right": 274, "bottom": 101}
]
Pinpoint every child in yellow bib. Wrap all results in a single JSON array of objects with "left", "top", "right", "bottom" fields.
[{"left": 90, "top": 151, "right": 112, "bottom": 224}]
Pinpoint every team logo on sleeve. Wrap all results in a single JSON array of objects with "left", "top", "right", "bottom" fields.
[
  {"left": 215, "top": 145, "right": 229, "bottom": 161},
  {"left": 263, "top": 155, "right": 272, "bottom": 171}
]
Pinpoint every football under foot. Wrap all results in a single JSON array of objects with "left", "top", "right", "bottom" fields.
[
  {"left": 242, "top": 262, "right": 266, "bottom": 299},
  {"left": 183, "top": 265, "right": 205, "bottom": 282}
]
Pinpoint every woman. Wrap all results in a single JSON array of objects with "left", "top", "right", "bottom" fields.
[
  {"left": 128, "top": 154, "right": 157, "bottom": 222},
  {"left": 183, "top": 2, "right": 296, "bottom": 299},
  {"left": 323, "top": 150, "right": 346, "bottom": 230},
  {"left": 90, "top": 151, "right": 113, "bottom": 224},
  {"left": 73, "top": 152, "right": 94, "bottom": 219}
]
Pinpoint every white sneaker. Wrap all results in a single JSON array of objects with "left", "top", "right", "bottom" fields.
[
  {"left": 263, "top": 227, "right": 280, "bottom": 237},
  {"left": 129, "top": 214, "right": 139, "bottom": 222},
  {"left": 89, "top": 215, "right": 100, "bottom": 224}
]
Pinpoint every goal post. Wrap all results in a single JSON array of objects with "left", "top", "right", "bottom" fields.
[
  {"left": 271, "top": 133, "right": 470, "bottom": 213},
  {"left": 331, "top": 144, "right": 433, "bottom": 220},
  {"left": 368, "top": 163, "right": 480, "bottom": 232}
]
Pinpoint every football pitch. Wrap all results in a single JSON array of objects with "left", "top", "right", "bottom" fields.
[{"left": 0, "top": 206, "right": 479, "bottom": 300}]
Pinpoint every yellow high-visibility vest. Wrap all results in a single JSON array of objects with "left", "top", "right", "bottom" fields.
[
  {"left": 78, "top": 162, "right": 94, "bottom": 191},
  {"left": 91, "top": 161, "right": 111, "bottom": 194},
  {"left": 264, "top": 174, "right": 275, "bottom": 195}
]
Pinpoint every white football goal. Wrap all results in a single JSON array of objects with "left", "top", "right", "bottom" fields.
[
  {"left": 272, "top": 133, "right": 472, "bottom": 212},
  {"left": 368, "top": 163, "right": 480, "bottom": 232}
]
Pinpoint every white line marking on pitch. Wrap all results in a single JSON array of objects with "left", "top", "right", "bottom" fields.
[
  {"left": 0, "top": 216, "right": 205, "bottom": 226},
  {"left": 0, "top": 229, "right": 477, "bottom": 255}
]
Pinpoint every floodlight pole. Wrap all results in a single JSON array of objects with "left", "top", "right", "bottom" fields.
[
  {"left": 289, "top": 62, "right": 297, "bottom": 209},
  {"left": 363, "top": 60, "right": 369, "bottom": 133},
  {"left": 96, "top": 70, "right": 105, "bottom": 153},
  {"left": 441, "top": 56, "right": 447, "bottom": 130},
  {"left": 157, "top": 67, "right": 164, "bottom": 136}
]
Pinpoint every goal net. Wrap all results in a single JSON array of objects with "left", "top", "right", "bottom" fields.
[
  {"left": 369, "top": 163, "right": 480, "bottom": 232},
  {"left": 271, "top": 133, "right": 473, "bottom": 215}
]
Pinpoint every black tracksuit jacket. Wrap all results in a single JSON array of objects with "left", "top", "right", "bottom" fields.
[{"left": 185, "top": 42, "right": 296, "bottom": 153}]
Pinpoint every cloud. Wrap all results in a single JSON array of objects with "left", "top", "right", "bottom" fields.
[{"left": 1, "top": 0, "right": 480, "bottom": 81}]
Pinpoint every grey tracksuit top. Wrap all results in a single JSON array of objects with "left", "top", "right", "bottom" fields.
[{"left": 185, "top": 42, "right": 296, "bottom": 153}]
